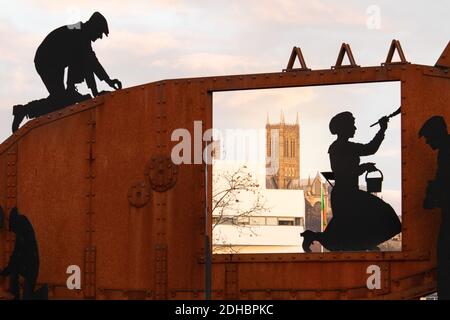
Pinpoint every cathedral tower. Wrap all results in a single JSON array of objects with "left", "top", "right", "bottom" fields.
[{"left": 266, "top": 112, "right": 300, "bottom": 189}]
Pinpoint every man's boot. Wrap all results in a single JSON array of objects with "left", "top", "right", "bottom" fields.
[{"left": 12, "top": 104, "right": 29, "bottom": 133}]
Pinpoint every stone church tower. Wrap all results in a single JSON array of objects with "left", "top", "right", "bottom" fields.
[{"left": 265, "top": 111, "right": 300, "bottom": 189}]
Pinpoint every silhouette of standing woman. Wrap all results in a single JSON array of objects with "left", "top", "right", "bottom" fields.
[
  {"left": 419, "top": 116, "right": 450, "bottom": 300},
  {"left": 301, "top": 111, "right": 401, "bottom": 252}
]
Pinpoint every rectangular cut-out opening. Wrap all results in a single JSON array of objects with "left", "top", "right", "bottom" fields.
[{"left": 212, "top": 81, "right": 402, "bottom": 254}]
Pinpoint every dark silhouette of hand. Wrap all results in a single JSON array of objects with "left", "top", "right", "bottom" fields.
[
  {"left": 107, "top": 79, "right": 122, "bottom": 90},
  {"left": 365, "top": 162, "right": 377, "bottom": 173},
  {"left": 378, "top": 116, "right": 389, "bottom": 131}
]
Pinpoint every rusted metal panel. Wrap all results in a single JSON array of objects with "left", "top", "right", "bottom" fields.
[
  {"left": 162, "top": 80, "right": 209, "bottom": 298},
  {"left": 225, "top": 263, "right": 239, "bottom": 299},
  {"left": 0, "top": 57, "right": 449, "bottom": 299},
  {"left": 15, "top": 111, "right": 92, "bottom": 298},
  {"left": 93, "top": 88, "right": 156, "bottom": 292},
  {"left": 0, "top": 152, "right": 7, "bottom": 285}
]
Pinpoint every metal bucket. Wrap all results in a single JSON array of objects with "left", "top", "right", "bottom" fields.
[{"left": 365, "top": 169, "right": 383, "bottom": 193}]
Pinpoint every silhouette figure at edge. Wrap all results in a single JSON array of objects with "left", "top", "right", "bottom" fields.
[
  {"left": 12, "top": 11, "right": 122, "bottom": 132},
  {"left": 420, "top": 116, "right": 450, "bottom": 300},
  {"left": 301, "top": 111, "right": 401, "bottom": 252},
  {"left": 0, "top": 207, "right": 46, "bottom": 300}
]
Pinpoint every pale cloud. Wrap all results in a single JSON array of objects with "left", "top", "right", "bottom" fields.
[
  {"left": 215, "top": 88, "right": 317, "bottom": 113},
  {"left": 151, "top": 52, "right": 268, "bottom": 75},
  {"left": 97, "top": 30, "right": 182, "bottom": 57},
  {"left": 246, "top": 0, "right": 366, "bottom": 27}
]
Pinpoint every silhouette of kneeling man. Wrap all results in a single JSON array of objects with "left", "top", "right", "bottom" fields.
[
  {"left": 12, "top": 12, "right": 122, "bottom": 132},
  {"left": 419, "top": 116, "right": 450, "bottom": 300},
  {"left": 0, "top": 208, "right": 44, "bottom": 300},
  {"left": 301, "top": 111, "right": 401, "bottom": 252}
]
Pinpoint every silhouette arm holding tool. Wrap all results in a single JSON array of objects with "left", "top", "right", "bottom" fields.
[{"left": 355, "top": 116, "right": 389, "bottom": 156}]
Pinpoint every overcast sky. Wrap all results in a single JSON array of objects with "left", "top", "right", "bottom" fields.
[{"left": 1, "top": 1, "right": 448, "bottom": 140}]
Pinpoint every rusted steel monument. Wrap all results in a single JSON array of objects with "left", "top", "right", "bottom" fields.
[{"left": 0, "top": 40, "right": 449, "bottom": 299}]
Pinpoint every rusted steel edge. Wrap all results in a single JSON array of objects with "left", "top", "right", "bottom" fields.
[
  {"left": 0, "top": 97, "right": 106, "bottom": 155},
  {"left": 201, "top": 250, "right": 430, "bottom": 263},
  {"left": 423, "top": 68, "right": 450, "bottom": 79},
  {"left": 139, "top": 64, "right": 425, "bottom": 88},
  {"left": 147, "top": 269, "right": 435, "bottom": 300},
  {"left": 220, "top": 269, "right": 435, "bottom": 298}
]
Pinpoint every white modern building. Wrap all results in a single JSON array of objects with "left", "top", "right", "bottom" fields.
[{"left": 212, "top": 160, "right": 306, "bottom": 254}]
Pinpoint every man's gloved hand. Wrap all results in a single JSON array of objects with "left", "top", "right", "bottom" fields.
[{"left": 107, "top": 79, "right": 122, "bottom": 90}]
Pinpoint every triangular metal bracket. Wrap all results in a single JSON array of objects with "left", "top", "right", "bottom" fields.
[
  {"left": 382, "top": 39, "right": 410, "bottom": 66},
  {"left": 435, "top": 41, "right": 450, "bottom": 70},
  {"left": 283, "top": 46, "right": 311, "bottom": 72},
  {"left": 332, "top": 43, "right": 360, "bottom": 69}
]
